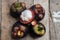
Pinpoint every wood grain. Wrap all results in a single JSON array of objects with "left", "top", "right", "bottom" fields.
[{"left": 50, "top": 0, "right": 60, "bottom": 40}]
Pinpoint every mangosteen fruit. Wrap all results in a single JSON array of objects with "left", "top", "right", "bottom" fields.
[
  {"left": 29, "top": 22, "right": 46, "bottom": 38},
  {"left": 11, "top": 21, "right": 28, "bottom": 39},
  {"left": 20, "top": 10, "right": 34, "bottom": 24},
  {"left": 10, "top": 2, "right": 26, "bottom": 19},
  {"left": 30, "top": 4, "right": 45, "bottom": 21}
]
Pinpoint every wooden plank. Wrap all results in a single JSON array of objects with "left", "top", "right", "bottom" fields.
[
  {"left": 50, "top": 0, "right": 60, "bottom": 40},
  {"left": 1, "top": 0, "right": 34, "bottom": 40},
  {"left": 19, "top": 0, "right": 34, "bottom": 40},
  {"left": 2, "top": 0, "right": 17, "bottom": 40},
  {"left": 0, "top": 0, "right": 1, "bottom": 23},
  {"left": 0, "top": 0, "right": 2, "bottom": 40},
  {"left": 34, "top": 0, "right": 50, "bottom": 40}
]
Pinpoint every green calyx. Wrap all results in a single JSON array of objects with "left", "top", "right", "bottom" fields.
[{"left": 15, "top": 2, "right": 20, "bottom": 8}]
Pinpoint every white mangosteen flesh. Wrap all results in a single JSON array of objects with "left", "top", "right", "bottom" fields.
[{"left": 20, "top": 10, "right": 33, "bottom": 21}]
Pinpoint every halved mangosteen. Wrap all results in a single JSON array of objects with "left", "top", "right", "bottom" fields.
[
  {"left": 29, "top": 22, "right": 46, "bottom": 38},
  {"left": 30, "top": 4, "right": 45, "bottom": 21},
  {"left": 10, "top": 2, "right": 26, "bottom": 19},
  {"left": 19, "top": 10, "right": 34, "bottom": 24},
  {"left": 11, "top": 21, "right": 28, "bottom": 39}
]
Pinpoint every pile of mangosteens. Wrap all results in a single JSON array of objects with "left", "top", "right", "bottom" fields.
[{"left": 10, "top": 2, "right": 46, "bottom": 39}]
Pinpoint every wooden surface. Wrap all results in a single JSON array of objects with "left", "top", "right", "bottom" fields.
[
  {"left": 1, "top": 0, "right": 60, "bottom": 40},
  {"left": 0, "top": 0, "right": 1, "bottom": 23},
  {"left": 0, "top": 0, "right": 1, "bottom": 40},
  {"left": 50, "top": 0, "right": 60, "bottom": 40},
  {"left": 1, "top": 0, "right": 49, "bottom": 40}
]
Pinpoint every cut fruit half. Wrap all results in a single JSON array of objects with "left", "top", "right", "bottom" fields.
[{"left": 20, "top": 10, "right": 34, "bottom": 24}]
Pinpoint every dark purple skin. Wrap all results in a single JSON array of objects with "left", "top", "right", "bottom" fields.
[
  {"left": 11, "top": 21, "right": 28, "bottom": 39},
  {"left": 30, "top": 4, "right": 45, "bottom": 21},
  {"left": 10, "top": 2, "right": 26, "bottom": 19},
  {"left": 29, "top": 22, "right": 46, "bottom": 38}
]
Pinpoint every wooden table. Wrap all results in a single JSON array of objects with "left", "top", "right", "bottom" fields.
[{"left": 1, "top": 0, "right": 49, "bottom": 40}]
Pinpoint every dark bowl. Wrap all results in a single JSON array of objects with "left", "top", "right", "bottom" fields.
[
  {"left": 10, "top": 2, "right": 26, "bottom": 19},
  {"left": 30, "top": 4, "right": 45, "bottom": 21},
  {"left": 11, "top": 21, "right": 28, "bottom": 39},
  {"left": 29, "top": 22, "right": 46, "bottom": 38}
]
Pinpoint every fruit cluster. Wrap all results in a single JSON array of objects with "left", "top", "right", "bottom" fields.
[{"left": 10, "top": 2, "right": 46, "bottom": 39}]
